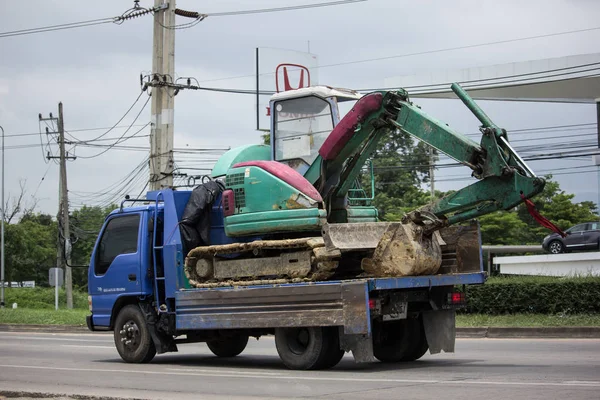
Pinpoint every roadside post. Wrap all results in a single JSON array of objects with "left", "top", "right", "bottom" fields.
[{"left": 49, "top": 268, "right": 64, "bottom": 310}]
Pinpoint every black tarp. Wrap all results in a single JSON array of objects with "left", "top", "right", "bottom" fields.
[{"left": 180, "top": 180, "right": 225, "bottom": 255}]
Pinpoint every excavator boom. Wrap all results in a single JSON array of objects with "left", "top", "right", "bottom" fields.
[{"left": 317, "top": 84, "right": 544, "bottom": 229}]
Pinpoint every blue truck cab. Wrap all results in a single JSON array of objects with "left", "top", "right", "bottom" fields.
[{"left": 87, "top": 188, "right": 485, "bottom": 370}]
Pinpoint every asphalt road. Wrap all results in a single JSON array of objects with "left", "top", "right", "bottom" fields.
[{"left": 0, "top": 331, "right": 599, "bottom": 400}]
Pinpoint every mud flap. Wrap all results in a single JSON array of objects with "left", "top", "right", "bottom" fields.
[
  {"left": 339, "top": 332, "right": 376, "bottom": 363},
  {"left": 422, "top": 310, "right": 456, "bottom": 354},
  {"left": 139, "top": 303, "right": 178, "bottom": 354}
]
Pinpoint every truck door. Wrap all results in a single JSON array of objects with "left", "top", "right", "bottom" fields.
[{"left": 89, "top": 213, "right": 143, "bottom": 328}]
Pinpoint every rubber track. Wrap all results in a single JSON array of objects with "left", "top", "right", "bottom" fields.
[{"left": 184, "top": 237, "right": 339, "bottom": 288}]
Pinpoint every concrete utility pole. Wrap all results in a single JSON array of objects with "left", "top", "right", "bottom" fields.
[
  {"left": 149, "top": 0, "right": 176, "bottom": 190},
  {"left": 0, "top": 125, "right": 4, "bottom": 309},
  {"left": 42, "top": 105, "right": 75, "bottom": 309},
  {"left": 57, "top": 103, "right": 73, "bottom": 309}
]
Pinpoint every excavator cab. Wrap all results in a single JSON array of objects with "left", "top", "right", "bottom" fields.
[{"left": 269, "top": 87, "right": 361, "bottom": 175}]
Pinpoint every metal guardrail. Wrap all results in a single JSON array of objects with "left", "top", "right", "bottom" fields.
[
  {"left": 481, "top": 245, "right": 545, "bottom": 275},
  {"left": 482, "top": 245, "right": 543, "bottom": 254}
]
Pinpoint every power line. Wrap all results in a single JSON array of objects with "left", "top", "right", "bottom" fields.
[
  {"left": 156, "top": 62, "right": 600, "bottom": 96},
  {"left": 312, "top": 26, "right": 600, "bottom": 70},
  {"left": 359, "top": 62, "right": 600, "bottom": 92},
  {"left": 69, "top": 91, "right": 146, "bottom": 143},
  {"left": 0, "top": 4, "right": 159, "bottom": 38},
  {"left": 206, "top": 0, "right": 366, "bottom": 17},
  {"left": 32, "top": 163, "right": 53, "bottom": 198},
  {"left": 197, "top": 27, "right": 600, "bottom": 84},
  {"left": 0, "top": 19, "right": 114, "bottom": 38},
  {"left": 75, "top": 96, "right": 151, "bottom": 159},
  {"left": 5, "top": 124, "right": 149, "bottom": 138}
]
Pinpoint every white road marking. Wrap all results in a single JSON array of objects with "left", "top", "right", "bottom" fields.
[
  {"left": 60, "top": 345, "right": 114, "bottom": 349},
  {"left": 0, "top": 336, "right": 109, "bottom": 342},
  {"left": 167, "top": 367, "right": 283, "bottom": 376},
  {"left": 0, "top": 331, "right": 109, "bottom": 338},
  {"left": 1, "top": 364, "right": 599, "bottom": 388}
]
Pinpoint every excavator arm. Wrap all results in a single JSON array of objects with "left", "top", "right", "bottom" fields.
[{"left": 318, "top": 83, "right": 545, "bottom": 230}]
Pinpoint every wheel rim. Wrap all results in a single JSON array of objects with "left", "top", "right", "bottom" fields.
[
  {"left": 550, "top": 242, "right": 562, "bottom": 254},
  {"left": 119, "top": 320, "right": 141, "bottom": 350},
  {"left": 285, "top": 328, "right": 310, "bottom": 355}
]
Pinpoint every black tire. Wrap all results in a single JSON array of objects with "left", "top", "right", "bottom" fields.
[
  {"left": 113, "top": 304, "right": 156, "bottom": 363},
  {"left": 548, "top": 240, "right": 564, "bottom": 254},
  {"left": 401, "top": 319, "right": 429, "bottom": 361},
  {"left": 372, "top": 319, "right": 416, "bottom": 363},
  {"left": 318, "top": 328, "right": 345, "bottom": 369},
  {"left": 207, "top": 335, "right": 249, "bottom": 358},
  {"left": 275, "top": 327, "right": 341, "bottom": 370}
]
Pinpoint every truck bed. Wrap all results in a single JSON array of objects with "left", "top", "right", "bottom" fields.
[{"left": 175, "top": 271, "right": 485, "bottom": 334}]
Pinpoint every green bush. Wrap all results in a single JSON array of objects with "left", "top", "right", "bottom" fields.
[
  {"left": 461, "top": 275, "right": 600, "bottom": 315},
  {"left": 3, "top": 287, "right": 88, "bottom": 309}
]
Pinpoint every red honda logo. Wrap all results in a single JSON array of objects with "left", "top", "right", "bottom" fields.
[{"left": 276, "top": 63, "right": 311, "bottom": 93}]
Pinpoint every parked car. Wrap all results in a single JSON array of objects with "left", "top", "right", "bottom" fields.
[{"left": 542, "top": 221, "right": 600, "bottom": 254}]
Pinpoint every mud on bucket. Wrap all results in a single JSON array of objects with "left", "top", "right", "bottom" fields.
[{"left": 361, "top": 222, "right": 442, "bottom": 277}]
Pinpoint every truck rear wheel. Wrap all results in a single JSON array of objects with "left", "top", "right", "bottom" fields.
[
  {"left": 113, "top": 305, "right": 156, "bottom": 363},
  {"left": 373, "top": 319, "right": 421, "bottom": 363},
  {"left": 207, "top": 335, "right": 249, "bottom": 357},
  {"left": 401, "top": 319, "right": 429, "bottom": 361},
  {"left": 275, "top": 327, "right": 343, "bottom": 370}
]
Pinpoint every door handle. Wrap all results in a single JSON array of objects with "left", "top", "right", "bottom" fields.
[{"left": 128, "top": 274, "right": 137, "bottom": 282}]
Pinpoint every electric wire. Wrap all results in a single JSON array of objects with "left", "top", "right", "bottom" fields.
[
  {"left": 206, "top": 0, "right": 365, "bottom": 17},
  {"left": 69, "top": 91, "right": 146, "bottom": 144},
  {"left": 358, "top": 62, "right": 600, "bottom": 92},
  {"left": 32, "top": 163, "right": 53, "bottom": 198},
  {"left": 0, "top": 4, "right": 158, "bottom": 38},
  {"left": 197, "top": 27, "right": 600, "bottom": 84},
  {"left": 75, "top": 95, "right": 151, "bottom": 159}
]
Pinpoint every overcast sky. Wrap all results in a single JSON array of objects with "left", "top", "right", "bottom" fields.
[{"left": 1, "top": 0, "right": 599, "bottom": 219}]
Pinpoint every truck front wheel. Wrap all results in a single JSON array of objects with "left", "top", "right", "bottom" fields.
[
  {"left": 275, "top": 327, "right": 343, "bottom": 370},
  {"left": 207, "top": 335, "right": 249, "bottom": 357},
  {"left": 113, "top": 305, "right": 156, "bottom": 363}
]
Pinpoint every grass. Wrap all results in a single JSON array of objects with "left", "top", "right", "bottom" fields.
[
  {"left": 3, "top": 287, "right": 88, "bottom": 309},
  {"left": 0, "top": 308, "right": 89, "bottom": 326},
  {"left": 456, "top": 313, "right": 600, "bottom": 327}
]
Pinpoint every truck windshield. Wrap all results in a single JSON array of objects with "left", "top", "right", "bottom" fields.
[{"left": 273, "top": 96, "right": 334, "bottom": 173}]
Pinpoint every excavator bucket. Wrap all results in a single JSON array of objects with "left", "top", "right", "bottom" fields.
[
  {"left": 323, "top": 221, "right": 443, "bottom": 276},
  {"left": 362, "top": 222, "right": 443, "bottom": 277}
]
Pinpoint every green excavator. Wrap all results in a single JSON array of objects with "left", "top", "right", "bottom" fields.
[{"left": 183, "top": 83, "right": 545, "bottom": 286}]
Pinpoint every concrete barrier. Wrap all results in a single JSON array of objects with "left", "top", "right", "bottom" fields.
[{"left": 495, "top": 252, "right": 600, "bottom": 276}]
